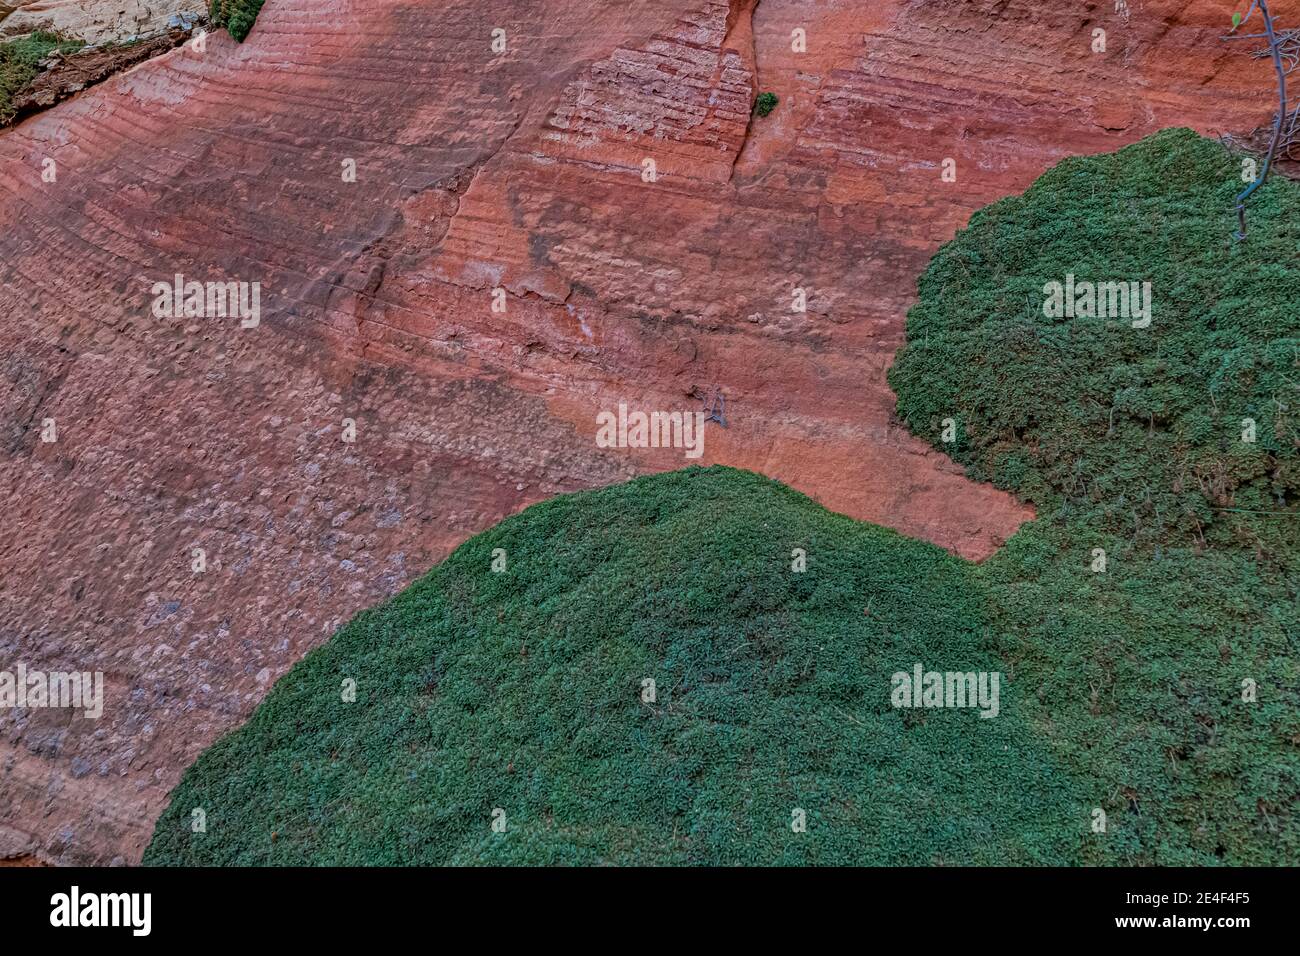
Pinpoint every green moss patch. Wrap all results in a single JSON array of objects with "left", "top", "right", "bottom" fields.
[
  {"left": 0, "top": 32, "right": 84, "bottom": 124},
  {"left": 889, "top": 128, "right": 1299, "bottom": 546},
  {"left": 145, "top": 467, "right": 1077, "bottom": 865},
  {"left": 891, "top": 129, "right": 1299, "bottom": 864}
]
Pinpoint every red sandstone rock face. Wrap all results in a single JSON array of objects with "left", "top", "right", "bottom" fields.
[{"left": 0, "top": 0, "right": 1272, "bottom": 863}]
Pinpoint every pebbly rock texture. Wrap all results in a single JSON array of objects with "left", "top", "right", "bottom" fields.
[
  {"left": 0, "top": 1, "right": 204, "bottom": 43},
  {"left": 0, "top": 0, "right": 1275, "bottom": 864}
]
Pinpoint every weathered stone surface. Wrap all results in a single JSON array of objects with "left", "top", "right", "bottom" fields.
[
  {"left": 0, "top": 0, "right": 1273, "bottom": 864},
  {"left": 0, "top": 0, "right": 204, "bottom": 43}
]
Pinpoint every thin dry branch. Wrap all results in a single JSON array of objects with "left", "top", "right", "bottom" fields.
[{"left": 1227, "top": 1, "right": 1293, "bottom": 238}]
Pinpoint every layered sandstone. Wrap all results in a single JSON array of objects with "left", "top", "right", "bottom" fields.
[{"left": 0, "top": 0, "right": 1274, "bottom": 863}]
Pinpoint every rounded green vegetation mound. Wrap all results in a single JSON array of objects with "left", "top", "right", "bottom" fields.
[
  {"left": 145, "top": 467, "right": 1077, "bottom": 865},
  {"left": 209, "top": 0, "right": 265, "bottom": 43},
  {"left": 892, "top": 128, "right": 1299, "bottom": 865},
  {"left": 889, "top": 128, "right": 1298, "bottom": 546}
]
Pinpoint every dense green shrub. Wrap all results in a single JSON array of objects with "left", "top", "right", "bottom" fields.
[
  {"left": 892, "top": 128, "right": 1299, "bottom": 864},
  {"left": 209, "top": 0, "right": 265, "bottom": 43},
  {"left": 146, "top": 130, "right": 1299, "bottom": 866},
  {"left": 889, "top": 128, "right": 1299, "bottom": 550},
  {"left": 0, "top": 32, "right": 84, "bottom": 124},
  {"left": 754, "top": 91, "right": 778, "bottom": 117},
  {"left": 145, "top": 467, "right": 1079, "bottom": 865}
]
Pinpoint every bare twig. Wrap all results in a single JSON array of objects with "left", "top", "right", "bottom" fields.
[{"left": 1229, "top": 1, "right": 1292, "bottom": 239}]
